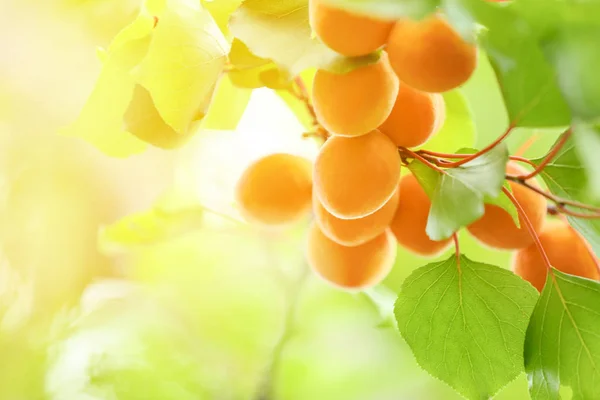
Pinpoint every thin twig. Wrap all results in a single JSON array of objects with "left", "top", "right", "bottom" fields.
[
  {"left": 417, "top": 150, "right": 470, "bottom": 159},
  {"left": 453, "top": 234, "right": 460, "bottom": 267},
  {"left": 515, "top": 128, "right": 572, "bottom": 180},
  {"left": 509, "top": 156, "right": 537, "bottom": 169},
  {"left": 400, "top": 147, "right": 446, "bottom": 174},
  {"left": 440, "top": 124, "right": 515, "bottom": 168},
  {"left": 502, "top": 187, "right": 552, "bottom": 271},
  {"left": 556, "top": 205, "right": 600, "bottom": 219}
]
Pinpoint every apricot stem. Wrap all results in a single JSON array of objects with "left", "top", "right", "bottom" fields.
[
  {"left": 291, "top": 76, "right": 319, "bottom": 128},
  {"left": 439, "top": 124, "right": 515, "bottom": 168},
  {"left": 515, "top": 128, "right": 572, "bottom": 180},
  {"left": 508, "top": 156, "right": 537, "bottom": 168},
  {"left": 502, "top": 186, "right": 552, "bottom": 271},
  {"left": 453, "top": 233, "right": 460, "bottom": 268},
  {"left": 400, "top": 147, "right": 446, "bottom": 174},
  {"left": 506, "top": 176, "right": 600, "bottom": 214}
]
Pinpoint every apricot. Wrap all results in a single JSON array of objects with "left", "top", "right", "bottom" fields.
[
  {"left": 379, "top": 82, "right": 445, "bottom": 148},
  {"left": 390, "top": 174, "right": 452, "bottom": 256},
  {"left": 387, "top": 16, "right": 477, "bottom": 93},
  {"left": 513, "top": 219, "right": 600, "bottom": 292},
  {"left": 314, "top": 130, "right": 401, "bottom": 219},
  {"left": 309, "top": 0, "right": 394, "bottom": 57},
  {"left": 313, "top": 188, "right": 400, "bottom": 246},
  {"left": 306, "top": 222, "right": 397, "bottom": 290},
  {"left": 313, "top": 53, "right": 399, "bottom": 136},
  {"left": 124, "top": 85, "right": 193, "bottom": 149},
  {"left": 468, "top": 162, "right": 546, "bottom": 249},
  {"left": 236, "top": 153, "right": 313, "bottom": 226}
]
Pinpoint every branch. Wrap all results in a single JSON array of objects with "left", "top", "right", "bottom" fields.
[
  {"left": 439, "top": 124, "right": 515, "bottom": 168},
  {"left": 515, "top": 128, "right": 572, "bottom": 180},
  {"left": 506, "top": 176, "right": 600, "bottom": 214},
  {"left": 502, "top": 186, "right": 551, "bottom": 271},
  {"left": 509, "top": 155, "right": 537, "bottom": 169},
  {"left": 290, "top": 76, "right": 319, "bottom": 130},
  {"left": 400, "top": 147, "right": 446, "bottom": 174}
]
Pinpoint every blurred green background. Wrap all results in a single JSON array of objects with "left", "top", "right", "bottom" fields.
[{"left": 0, "top": 1, "right": 561, "bottom": 399}]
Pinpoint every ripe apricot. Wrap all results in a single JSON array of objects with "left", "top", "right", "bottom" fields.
[
  {"left": 390, "top": 174, "right": 452, "bottom": 256},
  {"left": 313, "top": 188, "right": 400, "bottom": 246},
  {"left": 314, "top": 130, "right": 401, "bottom": 219},
  {"left": 467, "top": 163, "right": 547, "bottom": 250},
  {"left": 513, "top": 219, "right": 600, "bottom": 292},
  {"left": 124, "top": 85, "right": 193, "bottom": 149},
  {"left": 306, "top": 222, "right": 397, "bottom": 290},
  {"left": 379, "top": 83, "right": 445, "bottom": 148},
  {"left": 236, "top": 153, "right": 313, "bottom": 226},
  {"left": 313, "top": 53, "right": 399, "bottom": 136},
  {"left": 387, "top": 16, "right": 477, "bottom": 93},
  {"left": 309, "top": 0, "right": 394, "bottom": 57}
]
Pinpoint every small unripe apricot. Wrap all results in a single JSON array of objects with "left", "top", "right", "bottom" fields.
[
  {"left": 314, "top": 130, "right": 401, "bottom": 219},
  {"left": 468, "top": 163, "right": 547, "bottom": 249},
  {"left": 379, "top": 82, "right": 445, "bottom": 148},
  {"left": 236, "top": 153, "right": 313, "bottom": 226},
  {"left": 390, "top": 174, "right": 452, "bottom": 256},
  {"left": 313, "top": 189, "right": 400, "bottom": 246},
  {"left": 513, "top": 219, "right": 600, "bottom": 292},
  {"left": 313, "top": 53, "right": 400, "bottom": 136},
  {"left": 124, "top": 85, "right": 193, "bottom": 149},
  {"left": 309, "top": 0, "right": 394, "bottom": 57},
  {"left": 387, "top": 16, "right": 477, "bottom": 93},
  {"left": 306, "top": 222, "right": 397, "bottom": 290}
]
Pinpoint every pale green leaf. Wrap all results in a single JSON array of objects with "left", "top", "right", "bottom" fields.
[
  {"left": 525, "top": 269, "right": 600, "bottom": 400},
  {"left": 201, "top": 74, "right": 252, "bottom": 130},
  {"left": 229, "top": 0, "right": 379, "bottom": 76},
  {"left": 407, "top": 159, "right": 440, "bottom": 198},
  {"left": 421, "top": 90, "right": 476, "bottom": 153},
  {"left": 572, "top": 122, "right": 600, "bottom": 199},
  {"left": 322, "top": 0, "right": 439, "bottom": 20},
  {"left": 135, "top": 0, "right": 228, "bottom": 133},
  {"left": 395, "top": 254, "right": 538, "bottom": 400}
]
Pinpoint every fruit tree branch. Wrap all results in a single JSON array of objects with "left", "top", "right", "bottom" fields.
[{"left": 515, "top": 128, "right": 572, "bottom": 181}]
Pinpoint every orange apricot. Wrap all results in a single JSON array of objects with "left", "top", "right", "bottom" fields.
[
  {"left": 387, "top": 16, "right": 477, "bottom": 93},
  {"left": 512, "top": 219, "right": 600, "bottom": 292},
  {"left": 306, "top": 222, "right": 397, "bottom": 290},
  {"left": 313, "top": 188, "right": 400, "bottom": 246},
  {"left": 467, "top": 163, "right": 547, "bottom": 250},
  {"left": 236, "top": 153, "right": 313, "bottom": 226},
  {"left": 379, "top": 82, "right": 446, "bottom": 148},
  {"left": 309, "top": 0, "right": 394, "bottom": 57},
  {"left": 312, "top": 53, "right": 400, "bottom": 136},
  {"left": 314, "top": 129, "right": 401, "bottom": 219},
  {"left": 124, "top": 85, "right": 193, "bottom": 149},
  {"left": 390, "top": 174, "right": 452, "bottom": 256}
]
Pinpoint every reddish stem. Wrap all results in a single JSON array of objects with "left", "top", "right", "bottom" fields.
[
  {"left": 502, "top": 186, "right": 552, "bottom": 271},
  {"left": 401, "top": 147, "right": 446, "bottom": 174},
  {"left": 516, "top": 129, "right": 572, "bottom": 180},
  {"left": 417, "top": 150, "right": 471, "bottom": 159},
  {"left": 556, "top": 206, "right": 600, "bottom": 219},
  {"left": 440, "top": 124, "right": 515, "bottom": 168},
  {"left": 453, "top": 233, "right": 460, "bottom": 268},
  {"left": 509, "top": 156, "right": 537, "bottom": 169}
]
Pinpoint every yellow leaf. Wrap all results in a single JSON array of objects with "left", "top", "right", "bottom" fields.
[
  {"left": 201, "top": 0, "right": 244, "bottom": 39},
  {"left": 202, "top": 74, "right": 252, "bottom": 131},
  {"left": 134, "top": 0, "right": 228, "bottom": 133}
]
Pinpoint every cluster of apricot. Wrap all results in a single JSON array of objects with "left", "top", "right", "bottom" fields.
[{"left": 235, "top": 2, "right": 599, "bottom": 292}]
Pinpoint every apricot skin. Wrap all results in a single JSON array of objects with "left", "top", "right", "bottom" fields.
[
  {"left": 513, "top": 219, "right": 600, "bottom": 292},
  {"left": 390, "top": 174, "right": 452, "bottom": 256},
  {"left": 314, "top": 130, "right": 401, "bottom": 219},
  {"left": 306, "top": 222, "right": 397, "bottom": 290},
  {"left": 467, "top": 163, "right": 547, "bottom": 250},
  {"left": 387, "top": 16, "right": 477, "bottom": 93},
  {"left": 379, "top": 83, "right": 445, "bottom": 148},
  {"left": 313, "top": 54, "right": 400, "bottom": 136},
  {"left": 236, "top": 153, "right": 313, "bottom": 226},
  {"left": 313, "top": 188, "right": 400, "bottom": 247},
  {"left": 309, "top": 0, "right": 394, "bottom": 57}
]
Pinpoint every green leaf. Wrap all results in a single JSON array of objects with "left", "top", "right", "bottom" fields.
[
  {"left": 445, "top": 0, "right": 572, "bottom": 127},
  {"left": 420, "top": 90, "right": 476, "bottom": 153},
  {"left": 395, "top": 254, "right": 538, "bottom": 400},
  {"left": 409, "top": 145, "right": 508, "bottom": 241},
  {"left": 572, "top": 123, "right": 600, "bottom": 199},
  {"left": 134, "top": 0, "right": 228, "bottom": 134},
  {"left": 201, "top": 74, "right": 252, "bottom": 131},
  {"left": 525, "top": 269, "right": 600, "bottom": 400},
  {"left": 321, "top": 0, "right": 439, "bottom": 20},
  {"left": 531, "top": 132, "right": 600, "bottom": 256},
  {"left": 229, "top": 0, "right": 379, "bottom": 76},
  {"left": 541, "top": 27, "right": 600, "bottom": 122}
]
